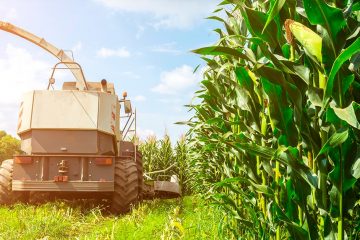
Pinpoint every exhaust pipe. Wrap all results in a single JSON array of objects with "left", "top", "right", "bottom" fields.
[{"left": 101, "top": 79, "right": 107, "bottom": 92}]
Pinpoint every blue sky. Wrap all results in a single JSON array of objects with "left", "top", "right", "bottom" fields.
[{"left": 0, "top": 0, "right": 220, "bottom": 141}]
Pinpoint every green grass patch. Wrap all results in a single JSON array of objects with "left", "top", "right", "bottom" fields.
[{"left": 0, "top": 196, "right": 222, "bottom": 240}]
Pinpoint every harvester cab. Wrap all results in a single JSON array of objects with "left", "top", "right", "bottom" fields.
[{"left": 0, "top": 21, "right": 181, "bottom": 214}]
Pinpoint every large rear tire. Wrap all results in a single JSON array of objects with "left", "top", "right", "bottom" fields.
[
  {"left": 0, "top": 159, "right": 28, "bottom": 204},
  {"left": 111, "top": 159, "right": 140, "bottom": 214}
]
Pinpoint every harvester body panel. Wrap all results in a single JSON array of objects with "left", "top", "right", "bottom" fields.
[
  {"left": 18, "top": 90, "right": 119, "bottom": 138},
  {"left": 12, "top": 155, "right": 115, "bottom": 192},
  {"left": 13, "top": 87, "right": 120, "bottom": 192}
]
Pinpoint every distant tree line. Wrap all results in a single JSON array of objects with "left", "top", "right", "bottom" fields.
[{"left": 0, "top": 131, "right": 21, "bottom": 161}]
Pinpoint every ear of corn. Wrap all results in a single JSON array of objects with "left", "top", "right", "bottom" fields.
[{"left": 285, "top": 19, "right": 323, "bottom": 63}]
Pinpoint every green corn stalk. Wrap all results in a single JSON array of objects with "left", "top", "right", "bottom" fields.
[
  {"left": 140, "top": 134, "right": 189, "bottom": 193},
  {"left": 184, "top": 1, "right": 360, "bottom": 239}
]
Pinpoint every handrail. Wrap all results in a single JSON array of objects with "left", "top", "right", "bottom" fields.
[
  {"left": 122, "top": 114, "right": 135, "bottom": 140},
  {"left": 122, "top": 112, "right": 133, "bottom": 134},
  {"left": 47, "top": 62, "right": 88, "bottom": 90}
]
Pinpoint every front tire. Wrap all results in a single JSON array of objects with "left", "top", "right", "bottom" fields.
[{"left": 111, "top": 159, "right": 140, "bottom": 214}]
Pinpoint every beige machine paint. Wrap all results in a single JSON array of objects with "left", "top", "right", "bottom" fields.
[
  {"left": 63, "top": 82, "right": 115, "bottom": 94},
  {"left": 18, "top": 90, "right": 119, "bottom": 136},
  {"left": 17, "top": 91, "right": 34, "bottom": 133},
  {"left": 32, "top": 91, "right": 98, "bottom": 129}
]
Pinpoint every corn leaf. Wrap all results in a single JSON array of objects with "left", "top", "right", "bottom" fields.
[
  {"left": 352, "top": 156, "right": 360, "bottom": 179},
  {"left": 303, "top": 0, "right": 346, "bottom": 44},
  {"left": 263, "top": 0, "right": 286, "bottom": 33},
  {"left": 331, "top": 101, "right": 360, "bottom": 129},
  {"left": 230, "top": 142, "right": 317, "bottom": 188},
  {"left": 192, "top": 46, "right": 250, "bottom": 62},
  {"left": 261, "top": 78, "right": 298, "bottom": 146},
  {"left": 241, "top": 7, "right": 279, "bottom": 49},
  {"left": 323, "top": 37, "right": 360, "bottom": 103},
  {"left": 316, "top": 129, "right": 348, "bottom": 158}
]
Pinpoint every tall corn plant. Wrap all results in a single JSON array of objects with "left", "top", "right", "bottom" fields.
[
  {"left": 186, "top": 0, "right": 360, "bottom": 239},
  {"left": 174, "top": 136, "right": 191, "bottom": 194},
  {"left": 139, "top": 135, "right": 191, "bottom": 192},
  {"left": 139, "top": 135, "right": 159, "bottom": 173}
]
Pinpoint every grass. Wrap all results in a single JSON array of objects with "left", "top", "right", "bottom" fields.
[{"left": 0, "top": 196, "right": 222, "bottom": 240}]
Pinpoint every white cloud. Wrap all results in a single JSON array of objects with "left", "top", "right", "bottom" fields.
[
  {"left": 136, "top": 25, "right": 145, "bottom": 39},
  {"left": 97, "top": 47, "right": 130, "bottom": 58},
  {"left": 134, "top": 95, "right": 146, "bottom": 102},
  {"left": 151, "top": 42, "right": 181, "bottom": 55},
  {"left": 0, "top": 7, "right": 18, "bottom": 21},
  {"left": 137, "top": 127, "right": 156, "bottom": 140},
  {"left": 158, "top": 98, "right": 182, "bottom": 104},
  {"left": 146, "top": 65, "right": 156, "bottom": 70},
  {"left": 121, "top": 71, "right": 140, "bottom": 79},
  {"left": 71, "top": 41, "right": 83, "bottom": 53},
  {"left": 0, "top": 44, "right": 52, "bottom": 135},
  {"left": 151, "top": 65, "right": 199, "bottom": 95},
  {"left": 95, "top": 0, "right": 217, "bottom": 29}
]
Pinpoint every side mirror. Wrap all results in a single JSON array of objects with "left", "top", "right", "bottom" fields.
[{"left": 124, "top": 100, "right": 132, "bottom": 114}]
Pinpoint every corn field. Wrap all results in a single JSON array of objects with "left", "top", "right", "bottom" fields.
[
  {"left": 138, "top": 135, "right": 191, "bottom": 194},
  {"left": 184, "top": 0, "right": 360, "bottom": 239}
]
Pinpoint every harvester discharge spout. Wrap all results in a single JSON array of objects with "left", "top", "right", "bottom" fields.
[{"left": 0, "top": 21, "right": 88, "bottom": 90}]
